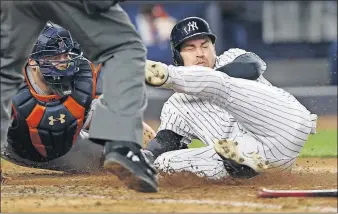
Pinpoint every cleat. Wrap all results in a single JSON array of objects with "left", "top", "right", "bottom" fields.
[
  {"left": 145, "top": 60, "right": 169, "bottom": 87},
  {"left": 214, "top": 139, "right": 270, "bottom": 179},
  {"left": 93, "top": 139, "right": 158, "bottom": 192}
]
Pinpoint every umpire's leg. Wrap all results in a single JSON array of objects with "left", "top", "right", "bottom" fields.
[
  {"left": 33, "top": 1, "right": 157, "bottom": 192},
  {"left": 1, "top": 1, "right": 46, "bottom": 146}
]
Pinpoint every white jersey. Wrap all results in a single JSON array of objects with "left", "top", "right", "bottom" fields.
[
  {"left": 158, "top": 49, "right": 273, "bottom": 147},
  {"left": 154, "top": 49, "right": 317, "bottom": 179},
  {"left": 158, "top": 94, "right": 238, "bottom": 146}
]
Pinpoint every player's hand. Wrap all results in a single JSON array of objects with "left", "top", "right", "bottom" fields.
[{"left": 145, "top": 60, "right": 169, "bottom": 87}]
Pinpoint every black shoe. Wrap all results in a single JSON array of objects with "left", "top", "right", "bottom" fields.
[
  {"left": 102, "top": 140, "right": 158, "bottom": 193},
  {"left": 221, "top": 158, "right": 259, "bottom": 179},
  {"left": 214, "top": 139, "right": 269, "bottom": 179}
]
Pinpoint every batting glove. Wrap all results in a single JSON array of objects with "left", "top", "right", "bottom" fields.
[{"left": 145, "top": 60, "right": 169, "bottom": 87}]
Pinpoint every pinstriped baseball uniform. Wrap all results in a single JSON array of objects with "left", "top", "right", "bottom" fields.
[{"left": 154, "top": 49, "right": 317, "bottom": 179}]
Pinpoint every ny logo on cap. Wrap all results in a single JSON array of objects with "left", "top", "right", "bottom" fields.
[
  {"left": 48, "top": 114, "right": 66, "bottom": 125},
  {"left": 184, "top": 21, "right": 199, "bottom": 34}
]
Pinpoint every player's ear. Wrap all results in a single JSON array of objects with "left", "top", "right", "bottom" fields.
[
  {"left": 213, "top": 44, "right": 217, "bottom": 57},
  {"left": 211, "top": 44, "right": 217, "bottom": 67}
]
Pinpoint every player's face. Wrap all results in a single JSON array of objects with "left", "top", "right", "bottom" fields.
[
  {"left": 180, "top": 36, "right": 216, "bottom": 68},
  {"left": 27, "top": 59, "right": 54, "bottom": 94},
  {"left": 43, "top": 53, "right": 72, "bottom": 70}
]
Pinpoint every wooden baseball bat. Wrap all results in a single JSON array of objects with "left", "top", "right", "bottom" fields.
[{"left": 257, "top": 188, "right": 338, "bottom": 198}]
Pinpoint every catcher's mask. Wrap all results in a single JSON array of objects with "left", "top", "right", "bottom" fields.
[
  {"left": 170, "top": 17, "right": 216, "bottom": 66},
  {"left": 29, "top": 22, "right": 83, "bottom": 96}
]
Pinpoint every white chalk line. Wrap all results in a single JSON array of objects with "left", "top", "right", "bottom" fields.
[
  {"left": 2, "top": 191, "right": 337, "bottom": 213},
  {"left": 149, "top": 199, "right": 337, "bottom": 213},
  {"left": 292, "top": 167, "right": 337, "bottom": 173},
  {"left": 1, "top": 192, "right": 107, "bottom": 199}
]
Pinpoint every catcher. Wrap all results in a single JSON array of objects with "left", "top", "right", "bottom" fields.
[{"left": 1, "top": 23, "right": 155, "bottom": 181}]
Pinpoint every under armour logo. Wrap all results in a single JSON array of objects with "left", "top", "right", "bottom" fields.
[
  {"left": 184, "top": 21, "right": 199, "bottom": 34},
  {"left": 48, "top": 114, "right": 66, "bottom": 125}
]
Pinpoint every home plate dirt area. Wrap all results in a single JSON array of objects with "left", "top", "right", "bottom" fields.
[{"left": 1, "top": 116, "right": 337, "bottom": 213}]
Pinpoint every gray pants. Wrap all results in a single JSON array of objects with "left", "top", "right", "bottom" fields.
[
  {"left": 1, "top": 1, "right": 147, "bottom": 148},
  {"left": 1, "top": 131, "right": 104, "bottom": 173}
]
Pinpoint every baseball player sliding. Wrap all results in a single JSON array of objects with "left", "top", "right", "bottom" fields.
[
  {"left": 1, "top": 23, "right": 156, "bottom": 182},
  {"left": 143, "top": 17, "right": 317, "bottom": 179}
]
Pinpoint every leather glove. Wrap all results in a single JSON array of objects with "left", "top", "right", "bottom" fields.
[{"left": 215, "top": 48, "right": 267, "bottom": 76}]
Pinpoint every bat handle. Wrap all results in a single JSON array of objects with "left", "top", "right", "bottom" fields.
[{"left": 257, "top": 188, "right": 338, "bottom": 198}]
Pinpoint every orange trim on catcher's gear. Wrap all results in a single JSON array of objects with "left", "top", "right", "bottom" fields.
[
  {"left": 11, "top": 104, "right": 18, "bottom": 120},
  {"left": 93, "top": 63, "right": 103, "bottom": 98},
  {"left": 25, "top": 104, "right": 47, "bottom": 157},
  {"left": 29, "top": 128, "right": 47, "bottom": 157},
  {"left": 90, "top": 62, "right": 98, "bottom": 99},
  {"left": 95, "top": 63, "right": 102, "bottom": 73},
  {"left": 63, "top": 97, "right": 85, "bottom": 119},
  {"left": 31, "top": 91, "right": 62, "bottom": 103},
  {"left": 89, "top": 62, "right": 96, "bottom": 74},
  {"left": 22, "top": 66, "right": 62, "bottom": 102},
  {"left": 73, "top": 119, "right": 84, "bottom": 144},
  {"left": 26, "top": 104, "right": 46, "bottom": 128},
  {"left": 63, "top": 96, "right": 85, "bottom": 145}
]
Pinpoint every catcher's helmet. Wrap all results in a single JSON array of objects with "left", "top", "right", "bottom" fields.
[
  {"left": 30, "top": 22, "right": 83, "bottom": 96},
  {"left": 170, "top": 17, "right": 216, "bottom": 66}
]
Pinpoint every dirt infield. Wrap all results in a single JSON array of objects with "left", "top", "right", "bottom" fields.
[
  {"left": 1, "top": 115, "right": 337, "bottom": 213},
  {"left": 1, "top": 158, "right": 337, "bottom": 212}
]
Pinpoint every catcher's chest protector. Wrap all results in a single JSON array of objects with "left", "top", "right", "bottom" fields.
[{"left": 8, "top": 61, "right": 95, "bottom": 162}]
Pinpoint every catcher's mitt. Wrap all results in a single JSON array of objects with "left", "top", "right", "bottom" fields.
[{"left": 142, "top": 122, "right": 156, "bottom": 148}]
